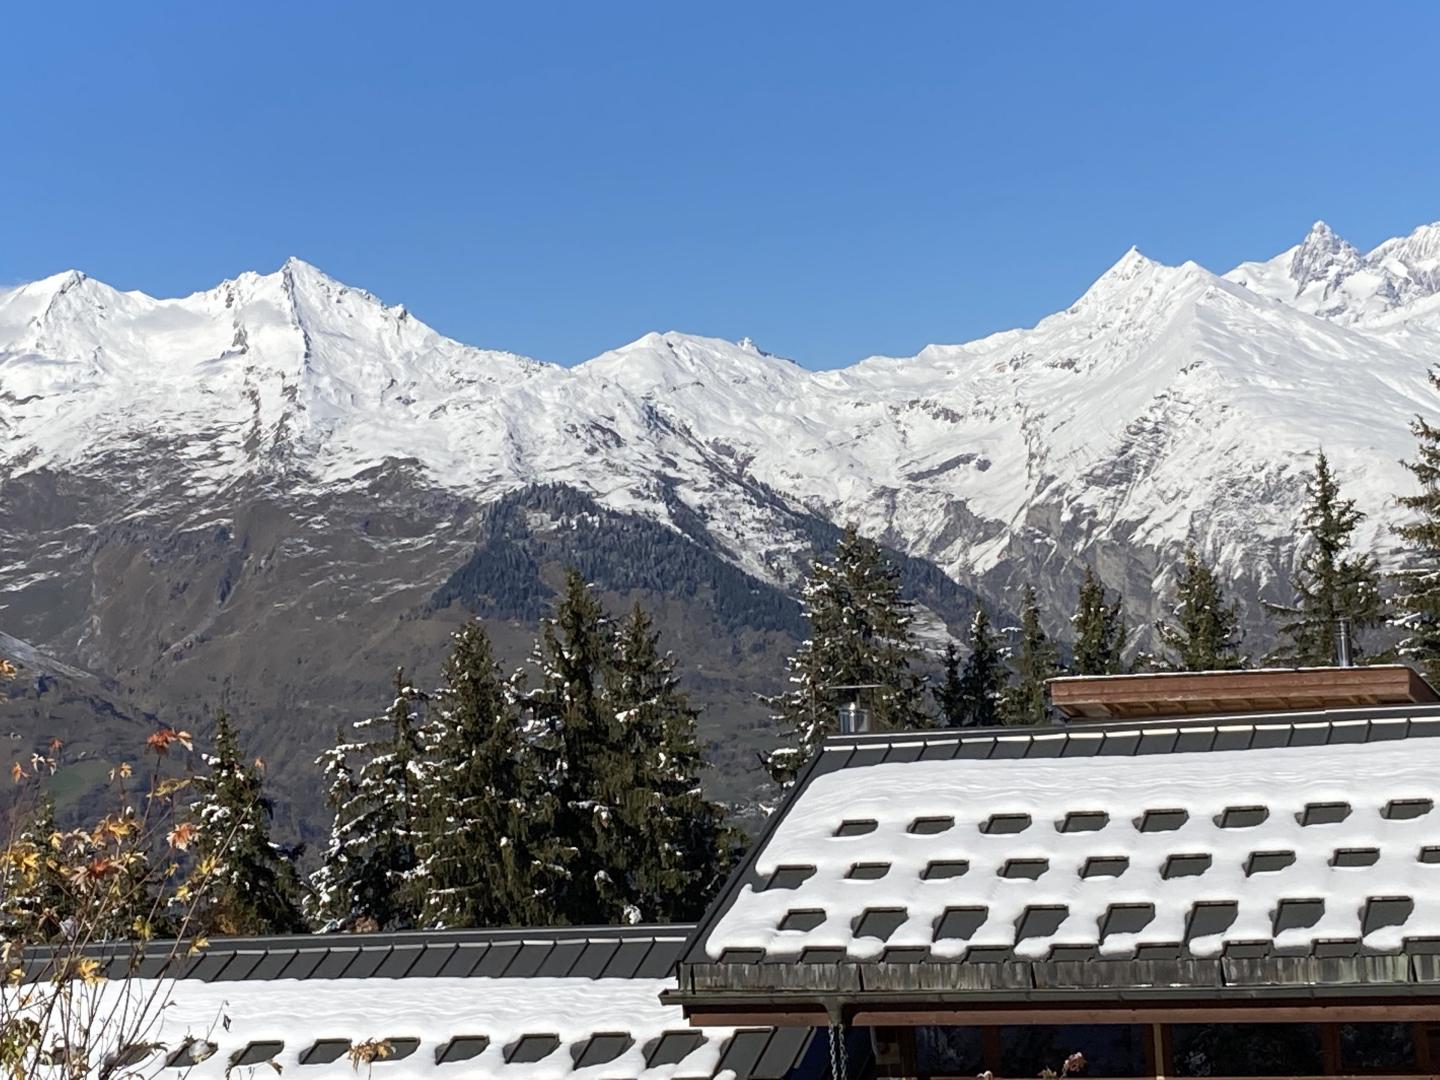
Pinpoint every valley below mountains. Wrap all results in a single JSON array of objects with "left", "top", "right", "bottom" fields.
[{"left": 4, "top": 218, "right": 1440, "bottom": 837}]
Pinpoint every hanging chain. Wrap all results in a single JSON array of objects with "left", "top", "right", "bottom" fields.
[{"left": 827, "top": 1021, "right": 849, "bottom": 1080}]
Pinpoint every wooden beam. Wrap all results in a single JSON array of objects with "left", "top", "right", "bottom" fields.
[
  {"left": 1150, "top": 1023, "right": 1167, "bottom": 1080},
  {"left": 850, "top": 1003, "right": 1440, "bottom": 1027},
  {"left": 980, "top": 1025, "right": 1001, "bottom": 1074},
  {"left": 1320, "top": 1022, "right": 1342, "bottom": 1075},
  {"left": 682, "top": 1007, "right": 830, "bottom": 1027},
  {"left": 1048, "top": 665, "right": 1438, "bottom": 720}
]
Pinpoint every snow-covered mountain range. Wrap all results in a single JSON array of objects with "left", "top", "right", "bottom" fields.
[
  {"left": 5, "top": 220, "right": 1440, "bottom": 607},
  {"left": 5, "top": 217, "right": 1440, "bottom": 822}
]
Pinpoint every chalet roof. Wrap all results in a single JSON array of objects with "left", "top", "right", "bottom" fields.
[
  {"left": 672, "top": 704, "right": 1440, "bottom": 1013},
  {"left": 53, "top": 926, "right": 812, "bottom": 1078}
]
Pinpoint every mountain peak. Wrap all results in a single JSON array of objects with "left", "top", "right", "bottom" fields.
[{"left": 1289, "top": 220, "right": 1362, "bottom": 293}]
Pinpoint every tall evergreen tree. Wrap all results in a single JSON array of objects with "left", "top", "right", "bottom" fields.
[
  {"left": 307, "top": 670, "right": 428, "bottom": 930},
  {"left": 1395, "top": 372, "right": 1440, "bottom": 681},
  {"left": 953, "top": 608, "right": 1008, "bottom": 727},
  {"left": 522, "top": 570, "right": 631, "bottom": 924},
  {"left": 606, "top": 602, "right": 739, "bottom": 922},
  {"left": 186, "top": 712, "right": 307, "bottom": 936},
  {"left": 307, "top": 724, "right": 362, "bottom": 928},
  {"left": 766, "top": 526, "right": 929, "bottom": 785},
  {"left": 1265, "top": 451, "right": 1386, "bottom": 665},
  {"left": 932, "top": 642, "right": 965, "bottom": 727},
  {"left": 1071, "top": 567, "right": 1128, "bottom": 675},
  {"left": 417, "top": 621, "right": 559, "bottom": 929},
  {"left": 1156, "top": 545, "right": 1247, "bottom": 671},
  {"left": 1001, "top": 586, "right": 1060, "bottom": 725}
]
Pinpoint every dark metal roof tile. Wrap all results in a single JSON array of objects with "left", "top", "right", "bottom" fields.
[
  {"left": 717, "top": 1030, "right": 774, "bottom": 1080},
  {"left": 922, "top": 859, "right": 969, "bottom": 880},
  {"left": 438, "top": 943, "right": 487, "bottom": 978},
  {"left": 311, "top": 947, "right": 360, "bottom": 980},
  {"left": 211, "top": 950, "right": 265, "bottom": 982},
  {"left": 567, "top": 939, "right": 621, "bottom": 978},
  {"left": 955, "top": 736, "right": 996, "bottom": 759},
  {"left": 435, "top": 1036, "right": 489, "bottom": 1064},
  {"left": 572, "top": 1033, "right": 634, "bottom": 1069},
  {"left": 339, "top": 946, "right": 390, "bottom": 979},
  {"left": 275, "top": 947, "right": 328, "bottom": 981},
  {"left": 752, "top": 1029, "right": 813, "bottom": 1080},
  {"left": 384, "top": 1038, "right": 419, "bottom": 1061},
  {"left": 403, "top": 944, "right": 455, "bottom": 979},
  {"left": 636, "top": 939, "right": 685, "bottom": 978},
  {"left": 374, "top": 943, "right": 423, "bottom": 979},
  {"left": 505, "top": 1034, "right": 560, "bottom": 1064},
  {"left": 230, "top": 1041, "right": 284, "bottom": 1067},
  {"left": 853, "top": 908, "right": 907, "bottom": 941},
  {"left": 472, "top": 940, "right": 522, "bottom": 977},
  {"left": 1363, "top": 896, "right": 1416, "bottom": 936},
  {"left": 501, "top": 941, "right": 554, "bottom": 979},
  {"left": 645, "top": 1031, "right": 707, "bottom": 1069}
]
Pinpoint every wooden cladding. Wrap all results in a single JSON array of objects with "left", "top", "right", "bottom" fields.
[{"left": 1048, "top": 666, "right": 1439, "bottom": 721}]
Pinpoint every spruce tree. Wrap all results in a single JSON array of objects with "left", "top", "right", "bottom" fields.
[
  {"left": 1001, "top": 585, "right": 1060, "bottom": 725},
  {"left": 307, "top": 670, "right": 428, "bottom": 930},
  {"left": 307, "top": 724, "right": 363, "bottom": 928},
  {"left": 1071, "top": 567, "right": 1129, "bottom": 675},
  {"left": 932, "top": 642, "right": 965, "bottom": 727},
  {"left": 1265, "top": 451, "right": 1386, "bottom": 665},
  {"left": 766, "top": 526, "right": 929, "bottom": 785},
  {"left": 522, "top": 570, "right": 630, "bottom": 924},
  {"left": 953, "top": 608, "right": 1008, "bottom": 727},
  {"left": 1395, "top": 373, "right": 1440, "bottom": 681},
  {"left": 186, "top": 712, "right": 307, "bottom": 936},
  {"left": 1155, "top": 545, "right": 1247, "bottom": 671},
  {"left": 606, "top": 603, "right": 739, "bottom": 922},
  {"left": 417, "top": 621, "right": 557, "bottom": 929}
]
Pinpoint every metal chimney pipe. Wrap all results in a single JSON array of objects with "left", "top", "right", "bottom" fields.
[
  {"left": 1334, "top": 617, "right": 1353, "bottom": 668},
  {"left": 838, "top": 701, "right": 870, "bottom": 734}
]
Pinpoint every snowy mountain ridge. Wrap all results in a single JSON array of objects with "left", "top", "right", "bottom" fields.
[{"left": 4, "top": 221, "right": 1440, "bottom": 630}]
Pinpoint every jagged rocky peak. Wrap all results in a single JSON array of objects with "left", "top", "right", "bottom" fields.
[{"left": 1288, "top": 220, "right": 1363, "bottom": 294}]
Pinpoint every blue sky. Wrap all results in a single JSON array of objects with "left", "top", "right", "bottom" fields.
[{"left": 4, "top": 3, "right": 1438, "bottom": 368}]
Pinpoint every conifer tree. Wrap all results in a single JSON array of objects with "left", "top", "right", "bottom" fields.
[
  {"left": 606, "top": 602, "right": 739, "bottom": 922},
  {"left": 1002, "top": 585, "right": 1060, "bottom": 725},
  {"left": 1071, "top": 567, "right": 1129, "bottom": 675},
  {"left": 522, "top": 570, "right": 630, "bottom": 924},
  {"left": 1155, "top": 545, "right": 1247, "bottom": 671},
  {"left": 932, "top": 642, "right": 965, "bottom": 727},
  {"left": 417, "top": 621, "right": 557, "bottom": 929},
  {"left": 307, "top": 670, "right": 428, "bottom": 930},
  {"left": 953, "top": 608, "right": 1008, "bottom": 727},
  {"left": 1265, "top": 451, "right": 1386, "bottom": 665},
  {"left": 1395, "top": 374, "right": 1440, "bottom": 681},
  {"left": 186, "top": 712, "right": 307, "bottom": 936},
  {"left": 766, "top": 526, "right": 929, "bottom": 785},
  {"left": 307, "top": 724, "right": 362, "bottom": 928}
]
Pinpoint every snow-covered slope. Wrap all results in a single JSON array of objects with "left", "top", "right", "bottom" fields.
[
  {"left": 3, "top": 223, "right": 1440, "bottom": 630},
  {"left": 1226, "top": 219, "right": 1440, "bottom": 326}
]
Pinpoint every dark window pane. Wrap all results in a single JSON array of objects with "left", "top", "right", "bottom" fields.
[
  {"left": 914, "top": 1026, "right": 984, "bottom": 1076},
  {"left": 1001, "top": 1026, "right": 1146, "bottom": 1078},
  {"left": 1340, "top": 1023, "right": 1414, "bottom": 1071},
  {"left": 1172, "top": 1024, "right": 1322, "bottom": 1076}
]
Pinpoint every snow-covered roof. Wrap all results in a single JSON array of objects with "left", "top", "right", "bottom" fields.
[
  {"left": 60, "top": 927, "right": 811, "bottom": 1079},
  {"left": 675, "top": 705, "right": 1440, "bottom": 1007}
]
